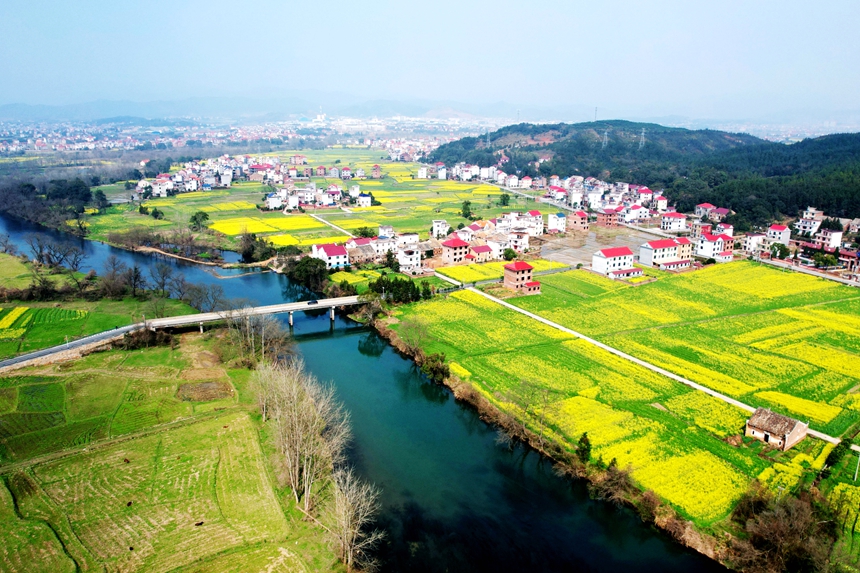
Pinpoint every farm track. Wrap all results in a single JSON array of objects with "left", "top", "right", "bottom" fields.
[
  {"left": 466, "top": 287, "right": 860, "bottom": 452},
  {"left": 0, "top": 408, "right": 236, "bottom": 476},
  {"left": 307, "top": 213, "right": 355, "bottom": 238}
]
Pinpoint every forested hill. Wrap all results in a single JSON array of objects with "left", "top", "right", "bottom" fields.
[{"left": 428, "top": 121, "right": 860, "bottom": 230}]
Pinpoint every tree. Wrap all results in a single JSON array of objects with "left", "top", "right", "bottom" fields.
[
  {"left": 499, "top": 193, "right": 511, "bottom": 207},
  {"left": 504, "top": 248, "right": 517, "bottom": 261},
  {"left": 354, "top": 226, "right": 375, "bottom": 238},
  {"left": 93, "top": 189, "right": 110, "bottom": 213},
  {"left": 150, "top": 207, "right": 164, "bottom": 220},
  {"left": 577, "top": 432, "right": 592, "bottom": 464},
  {"left": 461, "top": 200, "right": 472, "bottom": 219},
  {"left": 770, "top": 243, "right": 790, "bottom": 260},
  {"left": 62, "top": 246, "right": 88, "bottom": 295},
  {"left": 99, "top": 255, "right": 128, "bottom": 298},
  {"left": 149, "top": 262, "right": 173, "bottom": 296},
  {"left": 122, "top": 264, "right": 147, "bottom": 297},
  {"left": 189, "top": 210, "right": 209, "bottom": 231},
  {"left": 0, "top": 233, "right": 17, "bottom": 255},
  {"left": 184, "top": 283, "right": 225, "bottom": 312},
  {"left": 421, "top": 352, "right": 449, "bottom": 383},
  {"left": 329, "top": 468, "right": 385, "bottom": 573},
  {"left": 286, "top": 256, "right": 328, "bottom": 291},
  {"left": 384, "top": 249, "right": 400, "bottom": 272},
  {"left": 398, "top": 317, "right": 428, "bottom": 354}
]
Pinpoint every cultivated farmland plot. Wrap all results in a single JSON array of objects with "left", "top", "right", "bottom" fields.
[{"left": 395, "top": 283, "right": 837, "bottom": 527}]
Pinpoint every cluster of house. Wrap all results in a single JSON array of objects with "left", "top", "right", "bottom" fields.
[
  {"left": 134, "top": 154, "right": 387, "bottom": 199},
  {"left": 308, "top": 210, "right": 554, "bottom": 275}
]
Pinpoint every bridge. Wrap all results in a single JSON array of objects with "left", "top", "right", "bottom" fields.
[{"left": 0, "top": 296, "right": 363, "bottom": 371}]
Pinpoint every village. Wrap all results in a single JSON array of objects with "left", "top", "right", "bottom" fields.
[{"left": 132, "top": 152, "right": 860, "bottom": 292}]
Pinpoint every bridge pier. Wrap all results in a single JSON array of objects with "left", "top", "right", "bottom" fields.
[
  {"left": 330, "top": 307, "right": 335, "bottom": 321},
  {"left": 199, "top": 322, "right": 203, "bottom": 334},
  {"left": 288, "top": 312, "right": 293, "bottom": 327}
]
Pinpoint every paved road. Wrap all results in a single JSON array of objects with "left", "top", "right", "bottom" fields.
[
  {"left": 0, "top": 324, "right": 142, "bottom": 370},
  {"left": 0, "top": 296, "right": 363, "bottom": 371},
  {"left": 760, "top": 258, "right": 860, "bottom": 287},
  {"left": 466, "top": 287, "right": 857, "bottom": 450},
  {"left": 308, "top": 213, "right": 355, "bottom": 239}
]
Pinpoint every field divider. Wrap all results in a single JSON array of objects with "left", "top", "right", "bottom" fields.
[
  {"left": 465, "top": 287, "right": 854, "bottom": 450},
  {"left": 307, "top": 213, "right": 355, "bottom": 238}
]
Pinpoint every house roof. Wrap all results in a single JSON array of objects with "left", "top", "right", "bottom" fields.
[
  {"left": 524, "top": 281, "right": 541, "bottom": 287},
  {"left": 599, "top": 246, "right": 634, "bottom": 258},
  {"left": 504, "top": 261, "right": 533, "bottom": 272},
  {"left": 442, "top": 238, "right": 469, "bottom": 248},
  {"left": 712, "top": 208, "right": 730, "bottom": 215},
  {"left": 349, "top": 237, "right": 373, "bottom": 246},
  {"left": 675, "top": 237, "right": 692, "bottom": 245},
  {"left": 316, "top": 243, "right": 347, "bottom": 257},
  {"left": 663, "top": 212, "right": 686, "bottom": 219},
  {"left": 654, "top": 195, "right": 667, "bottom": 201},
  {"left": 702, "top": 233, "right": 733, "bottom": 242},
  {"left": 471, "top": 245, "right": 492, "bottom": 253},
  {"left": 697, "top": 203, "right": 716, "bottom": 209},
  {"left": 747, "top": 408, "right": 804, "bottom": 436},
  {"left": 646, "top": 239, "right": 681, "bottom": 249},
  {"left": 573, "top": 211, "right": 588, "bottom": 217},
  {"left": 610, "top": 268, "right": 642, "bottom": 276},
  {"left": 719, "top": 250, "right": 735, "bottom": 256},
  {"left": 527, "top": 210, "right": 541, "bottom": 216},
  {"left": 769, "top": 224, "right": 788, "bottom": 231}
]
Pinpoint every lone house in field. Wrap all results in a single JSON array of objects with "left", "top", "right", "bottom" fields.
[
  {"left": 503, "top": 261, "right": 541, "bottom": 295},
  {"left": 744, "top": 408, "right": 808, "bottom": 451}
]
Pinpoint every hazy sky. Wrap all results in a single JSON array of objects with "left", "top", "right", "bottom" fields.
[{"left": 2, "top": 0, "right": 858, "bottom": 119}]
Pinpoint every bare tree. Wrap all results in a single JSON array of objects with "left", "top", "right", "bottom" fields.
[
  {"left": 62, "top": 246, "right": 88, "bottom": 295},
  {"left": 149, "top": 262, "right": 173, "bottom": 296},
  {"left": 122, "top": 264, "right": 147, "bottom": 297},
  {"left": 99, "top": 255, "right": 127, "bottom": 298},
  {"left": 398, "top": 317, "right": 428, "bottom": 354},
  {"left": 168, "top": 274, "right": 189, "bottom": 300},
  {"left": 330, "top": 467, "right": 385, "bottom": 573},
  {"left": 0, "top": 233, "right": 17, "bottom": 255}
]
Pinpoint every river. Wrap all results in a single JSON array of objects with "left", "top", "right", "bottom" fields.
[{"left": 0, "top": 214, "right": 724, "bottom": 572}]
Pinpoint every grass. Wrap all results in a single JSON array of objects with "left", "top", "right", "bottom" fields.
[
  {"left": 506, "top": 261, "right": 860, "bottom": 437},
  {"left": 0, "top": 298, "right": 195, "bottom": 359},
  {"left": 0, "top": 333, "right": 341, "bottom": 572},
  {"left": 394, "top": 286, "right": 835, "bottom": 527}
]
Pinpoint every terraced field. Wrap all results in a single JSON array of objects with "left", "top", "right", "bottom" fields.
[{"left": 0, "top": 333, "right": 338, "bottom": 572}]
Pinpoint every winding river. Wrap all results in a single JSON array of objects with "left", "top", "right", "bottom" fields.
[{"left": 0, "top": 214, "right": 724, "bottom": 572}]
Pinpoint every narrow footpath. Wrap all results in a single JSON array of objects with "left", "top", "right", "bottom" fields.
[{"left": 466, "top": 287, "right": 857, "bottom": 451}]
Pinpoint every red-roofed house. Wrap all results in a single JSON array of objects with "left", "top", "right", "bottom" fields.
[
  {"left": 697, "top": 233, "right": 734, "bottom": 262},
  {"left": 767, "top": 224, "right": 791, "bottom": 245},
  {"left": 695, "top": 203, "right": 716, "bottom": 218},
  {"left": 503, "top": 261, "right": 540, "bottom": 294},
  {"left": 441, "top": 238, "right": 470, "bottom": 265},
  {"left": 316, "top": 166, "right": 327, "bottom": 176},
  {"left": 653, "top": 195, "right": 668, "bottom": 211},
  {"left": 708, "top": 207, "right": 731, "bottom": 222},
  {"left": 690, "top": 220, "right": 712, "bottom": 239},
  {"left": 470, "top": 245, "right": 493, "bottom": 263},
  {"left": 592, "top": 246, "right": 637, "bottom": 276},
  {"left": 311, "top": 243, "right": 349, "bottom": 269},
  {"left": 569, "top": 211, "right": 589, "bottom": 232},
  {"left": 639, "top": 238, "right": 692, "bottom": 270},
  {"left": 661, "top": 212, "right": 687, "bottom": 232},
  {"left": 372, "top": 165, "right": 381, "bottom": 179}
]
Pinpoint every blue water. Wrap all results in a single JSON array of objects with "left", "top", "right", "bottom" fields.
[{"left": 0, "top": 214, "right": 723, "bottom": 572}]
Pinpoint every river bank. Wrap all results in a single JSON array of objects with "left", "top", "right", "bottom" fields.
[{"left": 371, "top": 313, "right": 728, "bottom": 567}]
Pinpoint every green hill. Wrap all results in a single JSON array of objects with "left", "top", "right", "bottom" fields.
[{"left": 429, "top": 122, "right": 860, "bottom": 230}]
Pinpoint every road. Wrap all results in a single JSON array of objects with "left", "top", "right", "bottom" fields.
[
  {"left": 759, "top": 258, "right": 860, "bottom": 287},
  {"left": 0, "top": 324, "right": 141, "bottom": 370},
  {"left": 0, "top": 296, "right": 363, "bottom": 371},
  {"left": 466, "top": 286, "right": 857, "bottom": 451},
  {"left": 308, "top": 213, "right": 355, "bottom": 239}
]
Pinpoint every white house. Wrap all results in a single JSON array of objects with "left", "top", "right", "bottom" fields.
[
  {"left": 743, "top": 233, "right": 767, "bottom": 254},
  {"left": 396, "top": 249, "right": 421, "bottom": 273},
  {"left": 715, "top": 223, "right": 734, "bottom": 237},
  {"left": 311, "top": 244, "right": 349, "bottom": 269},
  {"left": 547, "top": 213, "right": 567, "bottom": 233},
  {"left": 265, "top": 193, "right": 283, "bottom": 210},
  {"left": 417, "top": 167, "right": 428, "bottom": 179},
  {"left": 509, "top": 231, "right": 529, "bottom": 253},
  {"left": 591, "top": 246, "right": 643, "bottom": 279},
  {"left": 695, "top": 203, "right": 716, "bottom": 218},
  {"left": 432, "top": 219, "right": 449, "bottom": 238},
  {"left": 767, "top": 224, "right": 791, "bottom": 245},
  {"left": 697, "top": 233, "right": 734, "bottom": 262},
  {"left": 357, "top": 193, "right": 372, "bottom": 208},
  {"left": 661, "top": 212, "right": 687, "bottom": 232},
  {"left": 437, "top": 168, "right": 447, "bottom": 180},
  {"left": 396, "top": 233, "right": 420, "bottom": 249},
  {"left": 378, "top": 224, "right": 395, "bottom": 238},
  {"left": 653, "top": 195, "right": 668, "bottom": 211}
]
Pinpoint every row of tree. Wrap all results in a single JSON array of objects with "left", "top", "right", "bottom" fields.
[{"left": 253, "top": 361, "right": 384, "bottom": 572}]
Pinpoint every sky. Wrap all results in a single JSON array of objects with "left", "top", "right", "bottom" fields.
[{"left": 1, "top": 0, "right": 858, "bottom": 121}]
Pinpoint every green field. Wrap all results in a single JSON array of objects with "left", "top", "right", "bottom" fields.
[
  {"left": 84, "top": 150, "right": 541, "bottom": 249},
  {"left": 0, "top": 253, "right": 82, "bottom": 290},
  {"left": 0, "top": 298, "right": 194, "bottom": 359},
  {"left": 0, "top": 333, "right": 339, "bottom": 572},
  {"left": 393, "top": 289, "right": 831, "bottom": 527},
  {"left": 505, "top": 262, "right": 860, "bottom": 438}
]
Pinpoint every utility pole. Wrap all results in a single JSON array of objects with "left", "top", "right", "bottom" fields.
[
  {"left": 594, "top": 107, "right": 597, "bottom": 122},
  {"left": 639, "top": 128, "right": 646, "bottom": 150},
  {"left": 854, "top": 453, "right": 860, "bottom": 482}
]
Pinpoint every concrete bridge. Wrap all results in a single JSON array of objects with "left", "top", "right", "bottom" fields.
[
  {"left": 0, "top": 296, "right": 363, "bottom": 371},
  {"left": 146, "top": 295, "right": 362, "bottom": 329}
]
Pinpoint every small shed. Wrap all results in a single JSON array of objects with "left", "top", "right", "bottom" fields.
[{"left": 745, "top": 408, "right": 808, "bottom": 451}]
